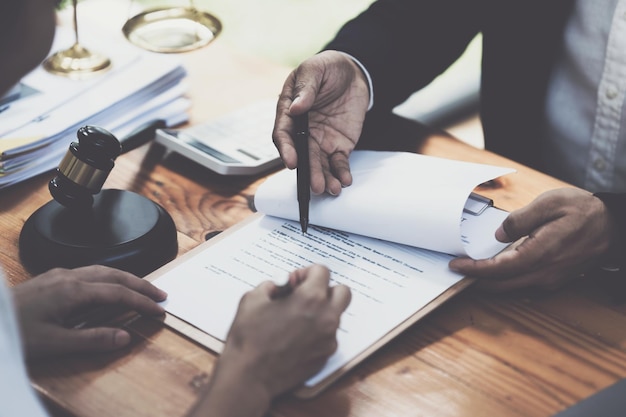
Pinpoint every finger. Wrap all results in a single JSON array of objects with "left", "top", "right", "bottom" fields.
[
  {"left": 494, "top": 224, "right": 510, "bottom": 242},
  {"left": 289, "top": 64, "right": 324, "bottom": 111},
  {"left": 273, "top": 127, "right": 297, "bottom": 169},
  {"left": 274, "top": 77, "right": 301, "bottom": 169},
  {"left": 260, "top": 280, "right": 287, "bottom": 299},
  {"left": 288, "top": 268, "right": 308, "bottom": 287},
  {"left": 73, "top": 265, "right": 168, "bottom": 301},
  {"left": 50, "top": 327, "right": 133, "bottom": 353},
  {"left": 449, "top": 241, "right": 535, "bottom": 279},
  {"left": 290, "top": 93, "right": 314, "bottom": 113},
  {"left": 329, "top": 151, "right": 353, "bottom": 188},
  {"left": 498, "top": 198, "right": 561, "bottom": 242},
  {"left": 309, "top": 139, "right": 328, "bottom": 195},
  {"left": 322, "top": 152, "right": 345, "bottom": 196},
  {"left": 323, "top": 170, "right": 343, "bottom": 196},
  {"left": 77, "top": 282, "right": 166, "bottom": 316},
  {"left": 296, "top": 264, "right": 331, "bottom": 296},
  {"left": 329, "top": 284, "right": 351, "bottom": 312},
  {"left": 269, "top": 269, "right": 310, "bottom": 299},
  {"left": 273, "top": 62, "right": 322, "bottom": 169},
  {"left": 451, "top": 233, "right": 576, "bottom": 291}
]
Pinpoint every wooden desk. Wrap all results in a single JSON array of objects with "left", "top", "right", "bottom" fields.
[{"left": 2, "top": 38, "right": 626, "bottom": 417}]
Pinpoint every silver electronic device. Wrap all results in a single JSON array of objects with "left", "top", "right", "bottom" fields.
[{"left": 155, "top": 100, "right": 281, "bottom": 175}]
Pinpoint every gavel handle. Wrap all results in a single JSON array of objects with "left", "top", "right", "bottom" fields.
[{"left": 119, "top": 119, "right": 166, "bottom": 155}]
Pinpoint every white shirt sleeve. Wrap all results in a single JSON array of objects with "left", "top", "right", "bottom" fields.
[{"left": 0, "top": 273, "right": 50, "bottom": 417}]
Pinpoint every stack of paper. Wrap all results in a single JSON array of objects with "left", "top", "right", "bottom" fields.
[{"left": 0, "top": 26, "right": 190, "bottom": 189}]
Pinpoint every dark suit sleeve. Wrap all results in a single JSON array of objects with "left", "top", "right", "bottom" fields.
[
  {"left": 323, "top": 0, "right": 482, "bottom": 113},
  {"left": 594, "top": 192, "right": 626, "bottom": 257},
  {"left": 591, "top": 193, "right": 626, "bottom": 296}
]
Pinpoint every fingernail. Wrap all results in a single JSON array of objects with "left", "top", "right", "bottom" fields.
[
  {"left": 495, "top": 225, "right": 509, "bottom": 242},
  {"left": 114, "top": 330, "right": 131, "bottom": 347},
  {"left": 448, "top": 260, "right": 461, "bottom": 272}
]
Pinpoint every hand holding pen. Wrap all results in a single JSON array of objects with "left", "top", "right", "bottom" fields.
[
  {"left": 271, "top": 51, "right": 368, "bottom": 196},
  {"left": 269, "top": 265, "right": 350, "bottom": 304},
  {"left": 270, "top": 267, "right": 308, "bottom": 298},
  {"left": 214, "top": 265, "right": 350, "bottom": 403}
]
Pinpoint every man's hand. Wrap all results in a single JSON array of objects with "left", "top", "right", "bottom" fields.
[
  {"left": 273, "top": 50, "right": 370, "bottom": 196},
  {"left": 450, "top": 188, "right": 614, "bottom": 291},
  {"left": 193, "top": 264, "right": 351, "bottom": 417},
  {"left": 13, "top": 265, "right": 167, "bottom": 358}
]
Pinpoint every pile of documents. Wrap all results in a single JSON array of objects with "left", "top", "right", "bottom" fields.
[{"left": 0, "top": 26, "right": 190, "bottom": 189}]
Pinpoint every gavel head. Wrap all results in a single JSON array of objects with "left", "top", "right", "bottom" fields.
[{"left": 49, "top": 126, "right": 122, "bottom": 209}]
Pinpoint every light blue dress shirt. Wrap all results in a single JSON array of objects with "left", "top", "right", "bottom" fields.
[
  {"left": 543, "top": 0, "right": 626, "bottom": 192},
  {"left": 0, "top": 275, "right": 49, "bottom": 417}
]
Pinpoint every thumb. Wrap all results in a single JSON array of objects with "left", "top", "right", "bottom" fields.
[
  {"left": 54, "top": 327, "right": 132, "bottom": 354},
  {"left": 497, "top": 200, "right": 557, "bottom": 242},
  {"left": 289, "top": 84, "right": 317, "bottom": 114},
  {"left": 289, "top": 63, "right": 325, "bottom": 113}
]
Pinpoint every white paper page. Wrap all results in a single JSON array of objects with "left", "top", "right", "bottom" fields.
[
  {"left": 461, "top": 206, "right": 510, "bottom": 259},
  {"left": 0, "top": 96, "right": 189, "bottom": 188},
  {"left": 0, "top": 26, "right": 137, "bottom": 137},
  {"left": 153, "top": 215, "right": 465, "bottom": 387},
  {"left": 0, "top": 25, "right": 185, "bottom": 158},
  {"left": 1, "top": 64, "right": 185, "bottom": 152},
  {"left": 255, "top": 151, "right": 515, "bottom": 258}
]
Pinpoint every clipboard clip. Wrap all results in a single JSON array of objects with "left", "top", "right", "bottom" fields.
[{"left": 463, "top": 192, "right": 493, "bottom": 216}]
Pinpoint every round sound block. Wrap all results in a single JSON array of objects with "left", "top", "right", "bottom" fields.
[{"left": 19, "top": 189, "right": 178, "bottom": 277}]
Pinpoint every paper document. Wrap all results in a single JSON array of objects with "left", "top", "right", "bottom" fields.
[
  {"left": 0, "top": 27, "right": 138, "bottom": 138},
  {"left": 0, "top": 24, "right": 189, "bottom": 189},
  {"left": 148, "top": 150, "right": 516, "bottom": 396},
  {"left": 154, "top": 215, "right": 465, "bottom": 387},
  {"left": 255, "top": 150, "right": 515, "bottom": 259}
]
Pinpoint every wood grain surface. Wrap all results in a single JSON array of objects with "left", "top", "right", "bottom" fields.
[{"left": 2, "top": 34, "right": 626, "bottom": 417}]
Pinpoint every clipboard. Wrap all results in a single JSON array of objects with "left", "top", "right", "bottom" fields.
[
  {"left": 144, "top": 213, "right": 474, "bottom": 399},
  {"left": 464, "top": 192, "right": 493, "bottom": 216}
]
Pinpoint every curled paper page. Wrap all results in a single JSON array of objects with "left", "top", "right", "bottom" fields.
[{"left": 254, "top": 150, "right": 516, "bottom": 259}]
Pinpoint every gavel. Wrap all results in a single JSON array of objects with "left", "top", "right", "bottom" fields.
[
  {"left": 49, "top": 125, "right": 122, "bottom": 209},
  {"left": 19, "top": 125, "right": 177, "bottom": 277}
]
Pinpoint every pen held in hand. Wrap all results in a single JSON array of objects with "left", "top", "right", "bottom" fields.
[
  {"left": 270, "top": 270, "right": 307, "bottom": 299},
  {"left": 270, "top": 281, "right": 294, "bottom": 299},
  {"left": 294, "top": 112, "right": 310, "bottom": 234}
]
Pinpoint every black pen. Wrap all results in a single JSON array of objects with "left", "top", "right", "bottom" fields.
[{"left": 294, "top": 112, "right": 310, "bottom": 233}]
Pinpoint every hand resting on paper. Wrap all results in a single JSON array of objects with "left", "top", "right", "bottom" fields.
[
  {"left": 273, "top": 51, "right": 370, "bottom": 196},
  {"left": 449, "top": 188, "right": 614, "bottom": 292},
  {"left": 12, "top": 265, "right": 167, "bottom": 359},
  {"left": 189, "top": 264, "right": 351, "bottom": 417}
]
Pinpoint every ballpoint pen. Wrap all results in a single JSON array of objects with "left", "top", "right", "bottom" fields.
[{"left": 294, "top": 112, "right": 310, "bottom": 233}]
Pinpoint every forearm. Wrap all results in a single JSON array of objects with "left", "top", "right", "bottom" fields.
[
  {"left": 324, "top": 0, "right": 481, "bottom": 111},
  {"left": 186, "top": 353, "right": 271, "bottom": 417}
]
